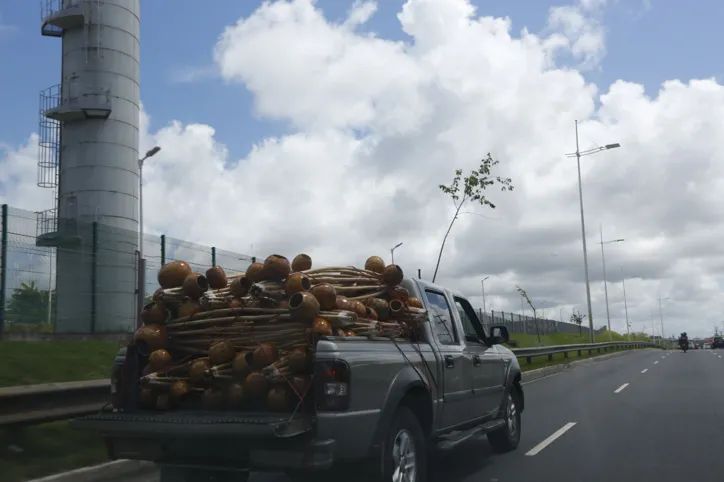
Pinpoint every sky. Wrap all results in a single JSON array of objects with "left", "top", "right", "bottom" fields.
[{"left": 1, "top": 0, "right": 724, "bottom": 338}]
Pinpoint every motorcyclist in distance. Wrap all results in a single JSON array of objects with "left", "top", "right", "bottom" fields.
[{"left": 679, "top": 332, "right": 688, "bottom": 350}]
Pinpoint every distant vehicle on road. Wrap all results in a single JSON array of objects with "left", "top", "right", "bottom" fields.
[{"left": 712, "top": 336, "right": 724, "bottom": 349}]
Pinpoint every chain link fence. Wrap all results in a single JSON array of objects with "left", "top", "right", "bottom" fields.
[
  {"left": 0, "top": 204, "right": 607, "bottom": 338},
  {"left": 0, "top": 205, "right": 255, "bottom": 336}
]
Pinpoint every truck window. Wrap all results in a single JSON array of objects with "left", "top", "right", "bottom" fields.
[
  {"left": 454, "top": 297, "right": 486, "bottom": 341},
  {"left": 424, "top": 290, "right": 459, "bottom": 345}
]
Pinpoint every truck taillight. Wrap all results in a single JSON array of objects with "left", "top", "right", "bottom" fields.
[{"left": 314, "top": 360, "right": 350, "bottom": 411}]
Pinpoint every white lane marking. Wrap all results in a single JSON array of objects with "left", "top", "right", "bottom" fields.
[
  {"left": 614, "top": 383, "right": 630, "bottom": 394},
  {"left": 661, "top": 356, "right": 666, "bottom": 359},
  {"left": 641, "top": 368, "right": 648, "bottom": 373},
  {"left": 718, "top": 356, "right": 722, "bottom": 359},
  {"left": 654, "top": 360, "right": 659, "bottom": 364},
  {"left": 525, "top": 422, "right": 577, "bottom": 456},
  {"left": 522, "top": 372, "right": 561, "bottom": 385}
]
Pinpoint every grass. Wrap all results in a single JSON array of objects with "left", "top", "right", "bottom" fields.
[
  {"left": 0, "top": 341, "right": 123, "bottom": 388},
  {"left": 507, "top": 330, "right": 653, "bottom": 372},
  {"left": 0, "top": 421, "right": 107, "bottom": 482}
]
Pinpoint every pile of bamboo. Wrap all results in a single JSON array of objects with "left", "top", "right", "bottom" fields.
[{"left": 131, "top": 254, "right": 427, "bottom": 412}]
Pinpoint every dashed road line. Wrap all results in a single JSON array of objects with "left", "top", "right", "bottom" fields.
[
  {"left": 654, "top": 360, "right": 659, "bottom": 364},
  {"left": 525, "top": 422, "right": 577, "bottom": 456},
  {"left": 641, "top": 368, "right": 648, "bottom": 373},
  {"left": 614, "top": 383, "right": 630, "bottom": 394}
]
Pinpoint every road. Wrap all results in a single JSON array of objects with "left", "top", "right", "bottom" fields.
[{"left": 111, "top": 348, "right": 724, "bottom": 482}]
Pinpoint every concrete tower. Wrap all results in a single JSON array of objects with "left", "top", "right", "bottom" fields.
[{"left": 36, "top": 0, "right": 141, "bottom": 333}]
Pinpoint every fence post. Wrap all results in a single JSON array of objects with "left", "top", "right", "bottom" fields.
[
  {"left": 211, "top": 247, "right": 216, "bottom": 267},
  {"left": 0, "top": 204, "right": 7, "bottom": 336},
  {"left": 160, "top": 234, "right": 166, "bottom": 265},
  {"left": 91, "top": 221, "right": 98, "bottom": 334}
]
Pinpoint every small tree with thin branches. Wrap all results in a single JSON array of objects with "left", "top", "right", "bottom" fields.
[
  {"left": 432, "top": 154, "right": 513, "bottom": 283},
  {"left": 570, "top": 311, "right": 586, "bottom": 336},
  {"left": 516, "top": 285, "right": 541, "bottom": 345}
]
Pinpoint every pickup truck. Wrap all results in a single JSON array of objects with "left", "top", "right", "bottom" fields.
[{"left": 72, "top": 277, "right": 524, "bottom": 482}]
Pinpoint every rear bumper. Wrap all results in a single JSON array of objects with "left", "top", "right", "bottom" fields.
[{"left": 71, "top": 410, "right": 334, "bottom": 470}]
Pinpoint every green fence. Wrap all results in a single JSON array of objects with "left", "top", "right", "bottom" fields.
[{"left": 0, "top": 205, "right": 255, "bottom": 335}]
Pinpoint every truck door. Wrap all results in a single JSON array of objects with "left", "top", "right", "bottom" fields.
[
  {"left": 454, "top": 297, "right": 505, "bottom": 418},
  {"left": 423, "top": 289, "right": 475, "bottom": 429}
]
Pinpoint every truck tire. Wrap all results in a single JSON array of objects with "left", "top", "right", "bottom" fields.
[
  {"left": 159, "top": 466, "right": 250, "bottom": 482},
  {"left": 487, "top": 391, "right": 521, "bottom": 453},
  {"left": 376, "top": 405, "right": 427, "bottom": 482}
]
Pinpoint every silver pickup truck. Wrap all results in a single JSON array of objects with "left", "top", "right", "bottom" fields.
[{"left": 72, "top": 277, "right": 524, "bottom": 482}]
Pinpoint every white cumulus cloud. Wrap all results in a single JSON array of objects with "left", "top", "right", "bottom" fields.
[{"left": 3, "top": 0, "right": 723, "bottom": 338}]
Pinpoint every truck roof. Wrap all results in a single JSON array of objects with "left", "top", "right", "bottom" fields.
[{"left": 408, "top": 277, "right": 466, "bottom": 299}]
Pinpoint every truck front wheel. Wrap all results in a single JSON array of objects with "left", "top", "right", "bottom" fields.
[
  {"left": 159, "top": 466, "right": 250, "bottom": 482},
  {"left": 487, "top": 391, "right": 521, "bottom": 453}
]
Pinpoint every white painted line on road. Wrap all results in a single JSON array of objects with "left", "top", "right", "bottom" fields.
[
  {"left": 525, "top": 422, "right": 577, "bottom": 456},
  {"left": 522, "top": 372, "right": 561, "bottom": 386},
  {"left": 641, "top": 368, "right": 648, "bottom": 373},
  {"left": 654, "top": 360, "right": 659, "bottom": 364},
  {"left": 614, "top": 383, "right": 630, "bottom": 394}
]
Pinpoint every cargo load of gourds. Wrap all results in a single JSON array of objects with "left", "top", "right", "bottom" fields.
[{"left": 131, "top": 253, "right": 427, "bottom": 413}]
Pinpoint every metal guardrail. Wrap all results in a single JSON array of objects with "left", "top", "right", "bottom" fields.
[{"left": 0, "top": 341, "right": 659, "bottom": 428}]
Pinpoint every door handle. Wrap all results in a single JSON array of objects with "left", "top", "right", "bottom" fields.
[
  {"left": 444, "top": 355, "right": 455, "bottom": 368},
  {"left": 473, "top": 355, "right": 481, "bottom": 366}
]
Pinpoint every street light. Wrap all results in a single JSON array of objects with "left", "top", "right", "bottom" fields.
[
  {"left": 390, "top": 242, "right": 403, "bottom": 265},
  {"left": 559, "top": 307, "right": 564, "bottom": 324},
  {"left": 481, "top": 276, "right": 490, "bottom": 313},
  {"left": 621, "top": 269, "right": 639, "bottom": 342},
  {"left": 658, "top": 293, "right": 671, "bottom": 348},
  {"left": 566, "top": 123, "right": 620, "bottom": 343},
  {"left": 597, "top": 228, "right": 625, "bottom": 341},
  {"left": 137, "top": 145, "right": 161, "bottom": 320}
]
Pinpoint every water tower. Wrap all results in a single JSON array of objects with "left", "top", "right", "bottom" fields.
[{"left": 35, "top": 0, "right": 141, "bottom": 333}]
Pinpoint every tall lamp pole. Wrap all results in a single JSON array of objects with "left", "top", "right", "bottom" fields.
[
  {"left": 137, "top": 146, "right": 161, "bottom": 319},
  {"left": 621, "top": 269, "right": 638, "bottom": 342},
  {"left": 390, "top": 242, "right": 403, "bottom": 265},
  {"left": 598, "top": 229, "right": 624, "bottom": 341},
  {"left": 658, "top": 293, "right": 671, "bottom": 348},
  {"left": 481, "top": 276, "right": 490, "bottom": 313},
  {"left": 566, "top": 121, "right": 620, "bottom": 343}
]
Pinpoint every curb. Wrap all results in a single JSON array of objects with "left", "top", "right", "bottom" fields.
[
  {"left": 27, "top": 460, "right": 157, "bottom": 482},
  {"left": 521, "top": 347, "right": 655, "bottom": 383}
]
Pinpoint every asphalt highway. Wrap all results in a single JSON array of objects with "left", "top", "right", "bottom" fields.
[{"left": 111, "top": 348, "right": 724, "bottom": 482}]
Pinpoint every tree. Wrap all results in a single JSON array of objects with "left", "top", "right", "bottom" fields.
[
  {"left": 570, "top": 310, "right": 586, "bottom": 335},
  {"left": 5, "top": 281, "right": 55, "bottom": 325},
  {"left": 432, "top": 154, "right": 514, "bottom": 283},
  {"left": 516, "top": 285, "right": 540, "bottom": 344}
]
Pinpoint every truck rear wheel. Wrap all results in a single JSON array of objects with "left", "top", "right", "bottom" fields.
[
  {"left": 376, "top": 405, "right": 427, "bottom": 482},
  {"left": 159, "top": 466, "right": 250, "bottom": 482}
]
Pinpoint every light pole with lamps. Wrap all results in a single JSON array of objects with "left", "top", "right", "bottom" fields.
[
  {"left": 481, "top": 276, "right": 490, "bottom": 313},
  {"left": 621, "top": 268, "right": 638, "bottom": 342},
  {"left": 559, "top": 307, "right": 564, "bottom": 324},
  {"left": 390, "top": 242, "right": 403, "bottom": 265},
  {"left": 658, "top": 293, "right": 671, "bottom": 348},
  {"left": 566, "top": 120, "right": 620, "bottom": 343},
  {"left": 598, "top": 228, "right": 625, "bottom": 341},
  {"left": 137, "top": 146, "right": 161, "bottom": 319}
]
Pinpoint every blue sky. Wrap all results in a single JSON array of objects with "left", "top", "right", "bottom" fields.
[{"left": 0, "top": 0, "right": 721, "bottom": 162}]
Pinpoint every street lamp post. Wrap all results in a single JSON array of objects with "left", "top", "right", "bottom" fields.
[
  {"left": 560, "top": 307, "right": 564, "bottom": 324},
  {"left": 621, "top": 269, "right": 633, "bottom": 342},
  {"left": 137, "top": 146, "right": 161, "bottom": 320},
  {"left": 566, "top": 121, "right": 620, "bottom": 343},
  {"left": 390, "top": 242, "right": 403, "bottom": 265},
  {"left": 481, "top": 276, "right": 490, "bottom": 313},
  {"left": 598, "top": 229, "right": 625, "bottom": 341},
  {"left": 658, "top": 293, "right": 671, "bottom": 348}
]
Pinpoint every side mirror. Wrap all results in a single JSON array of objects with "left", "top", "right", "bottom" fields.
[{"left": 489, "top": 325, "right": 509, "bottom": 345}]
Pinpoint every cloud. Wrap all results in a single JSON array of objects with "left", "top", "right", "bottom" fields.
[{"left": 4, "top": 0, "right": 724, "bottom": 338}]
